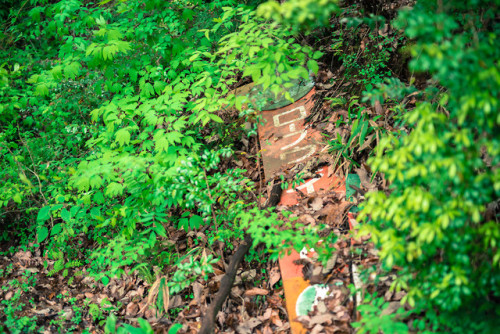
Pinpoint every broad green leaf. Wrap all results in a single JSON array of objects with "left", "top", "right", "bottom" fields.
[
  {"left": 51, "top": 224, "right": 63, "bottom": 236},
  {"left": 35, "top": 83, "right": 49, "bottom": 96},
  {"left": 105, "top": 182, "right": 124, "bottom": 197},
  {"left": 307, "top": 59, "right": 319, "bottom": 75},
  {"left": 12, "top": 193, "right": 22, "bottom": 204},
  {"left": 312, "top": 51, "right": 323, "bottom": 59},
  {"left": 190, "top": 215, "right": 204, "bottom": 229},
  {"left": 115, "top": 128, "right": 131, "bottom": 146},
  {"left": 37, "top": 226, "right": 49, "bottom": 243},
  {"left": 50, "top": 65, "right": 63, "bottom": 80},
  {"left": 209, "top": 114, "right": 223, "bottom": 123},
  {"left": 37, "top": 206, "right": 51, "bottom": 223},
  {"left": 64, "top": 61, "right": 82, "bottom": 79},
  {"left": 154, "top": 224, "right": 166, "bottom": 237},
  {"left": 61, "top": 209, "right": 71, "bottom": 222},
  {"left": 168, "top": 324, "right": 183, "bottom": 334}
]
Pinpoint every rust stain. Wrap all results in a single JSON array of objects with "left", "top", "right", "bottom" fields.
[{"left": 258, "top": 89, "right": 318, "bottom": 176}]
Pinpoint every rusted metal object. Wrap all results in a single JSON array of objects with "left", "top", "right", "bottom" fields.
[
  {"left": 258, "top": 88, "right": 320, "bottom": 176},
  {"left": 256, "top": 84, "right": 346, "bottom": 334}
]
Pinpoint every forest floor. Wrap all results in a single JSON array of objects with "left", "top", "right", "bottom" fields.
[
  {"left": 0, "top": 61, "right": 413, "bottom": 333},
  {"left": 0, "top": 2, "right": 419, "bottom": 333}
]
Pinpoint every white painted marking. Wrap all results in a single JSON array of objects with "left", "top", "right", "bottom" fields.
[
  {"left": 314, "top": 285, "right": 330, "bottom": 304},
  {"left": 280, "top": 131, "right": 307, "bottom": 151},
  {"left": 286, "top": 172, "right": 324, "bottom": 194},
  {"left": 273, "top": 106, "right": 306, "bottom": 127},
  {"left": 289, "top": 123, "right": 296, "bottom": 132},
  {"left": 280, "top": 145, "right": 316, "bottom": 164},
  {"left": 299, "top": 247, "right": 316, "bottom": 259},
  {"left": 352, "top": 263, "right": 362, "bottom": 306}
]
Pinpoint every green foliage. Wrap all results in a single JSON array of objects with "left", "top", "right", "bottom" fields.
[
  {"left": 352, "top": 294, "right": 408, "bottom": 334},
  {"left": 358, "top": 0, "right": 500, "bottom": 332},
  {"left": 3, "top": 0, "right": 497, "bottom": 333},
  {"left": 338, "top": 31, "right": 395, "bottom": 91},
  {"left": 1, "top": 271, "right": 38, "bottom": 333},
  {"left": 239, "top": 207, "right": 337, "bottom": 264},
  {"left": 1, "top": 1, "right": 322, "bottom": 331},
  {"left": 104, "top": 314, "right": 155, "bottom": 334},
  {"left": 168, "top": 251, "right": 218, "bottom": 295},
  {"left": 257, "top": 0, "right": 339, "bottom": 31}
]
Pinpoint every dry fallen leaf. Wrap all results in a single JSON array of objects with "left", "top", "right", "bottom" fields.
[
  {"left": 126, "top": 302, "right": 139, "bottom": 316},
  {"left": 268, "top": 267, "right": 281, "bottom": 288},
  {"left": 192, "top": 282, "right": 204, "bottom": 304},
  {"left": 310, "top": 197, "right": 323, "bottom": 211},
  {"left": 237, "top": 318, "right": 263, "bottom": 333},
  {"left": 244, "top": 288, "right": 269, "bottom": 296}
]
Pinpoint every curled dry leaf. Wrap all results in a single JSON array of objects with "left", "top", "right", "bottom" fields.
[
  {"left": 141, "top": 276, "right": 169, "bottom": 315},
  {"left": 310, "top": 196, "right": 324, "bottom": 211},
  {"left": 126, "top": 302, "right": 139, "bottom": 316},
  {"left": 268, "top": 267, "right": 281, "bottom": 288},
  {"left": 192, "top": 281, "right": 204, "bottom": 304},
  {"left": 244, "top": 287, "right": 269, "bottom": 296}
]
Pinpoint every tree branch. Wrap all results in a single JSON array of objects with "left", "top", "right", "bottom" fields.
[{"left": 198, "top": 183, "right": 282, "bottom": 334}]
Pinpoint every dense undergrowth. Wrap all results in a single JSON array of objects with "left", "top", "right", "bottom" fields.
[{"left": 1, "top": 0, "right": 498, "bottom": 333}]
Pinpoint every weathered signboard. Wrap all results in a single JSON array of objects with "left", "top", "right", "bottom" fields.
[{"left": 256, "top": 85, "right": 346, "bottom": 334}]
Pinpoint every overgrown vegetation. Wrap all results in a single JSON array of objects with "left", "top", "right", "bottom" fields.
[{"left": 1, "top": 0, "right": 498, "bottom": 333}]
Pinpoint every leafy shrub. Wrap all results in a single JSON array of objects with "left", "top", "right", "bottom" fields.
[
  {"left": 358, "top": 0, "right": 500, "bottom": 332},
  {"left": 1, "top": 0, "right": 321, "bottom": 292}
]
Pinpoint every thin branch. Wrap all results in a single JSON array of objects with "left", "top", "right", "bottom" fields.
[{"left": 198, "top": 183, "right": 282, "bottom": 334}]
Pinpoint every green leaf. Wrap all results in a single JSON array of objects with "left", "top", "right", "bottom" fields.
[
  {"left": 115, "top": 128, "right": 131, "bottom": 146},
  {"left": 168, "top": 324, "right": 183, "bottom": 334},
  {"left": 37, "top": 226, "right": 49, "bottom": 243},
  {"left": 51, "top": 65, "right": 63, "bottom": 80},
  {"left": 64, "top": 62, "right": 81, "bottom": 80},
  {"left": 182, "top": 8, "right": 195, "bottom": 21},
  {"left": 105, "top": 314, "right": 117, "bottom": 334},
  {"left": 51, "top": 224, "right": 63, "bottom": 236},
  {"left": 312, "top": 51, "right": 323, "bottom": 59},
  {"left": 105, "top": 182, "right": 124, "bottom": 197},
  {"left": 307, "top": 59, "right": 319, "bottom": 75},
  {"left": 35, "top": 83, "right": 49, "bottom": 96},
  {"left": 37, "top": 206, "right": 51, "bottom": 223},
  {"left": 61, "top": 209, "right": 71, "bottom": 222},
  {"left": 120, "top": 324, "right": 144, "bottom": 334},
  {"left": 190, "top": 215, "right": 204, "bottom": 229},
  {"left": 209, "top": 114, "right": 223, "bottom": 123},
  {"left": 154, "top": 224, "right": 166, "bottom": 237},
  {"left": 102, "top": 276, "right": 110, "bottom": 285},
  {"left": 12, "top": 193, "right": 22, "bottom": 204},
  {"left": 138, "top": 318, "right": 154, "bottom": 334}
]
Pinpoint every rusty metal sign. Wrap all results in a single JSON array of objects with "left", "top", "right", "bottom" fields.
[
  {"left": 255, "top": 84, "right": 346, "bottom": 334},
  {"left": 258, "top": 88, "right": 320, "bottom": 176}
]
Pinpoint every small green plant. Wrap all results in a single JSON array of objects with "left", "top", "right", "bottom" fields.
[
  {"left": 104, "top": 314, "right": 154, "bottom": 334},
  {"left": 85, "top": 299, "right": 106, "bottom": 325},
  {"left": 352, "top": 294, "right": 408, "bottom": 334},
  {"left": 239, "top": 207, "right": 337, "bottom": 265},
  {"left": 168, "top": 252, "right": 218, "bottom": 295},
  {"left": 1, "top": 288, "right": 38, "bottom": 333}
]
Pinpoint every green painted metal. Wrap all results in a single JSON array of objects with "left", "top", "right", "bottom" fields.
[{"left": 249, "top": 77, "right": 315, "bottom": 111}]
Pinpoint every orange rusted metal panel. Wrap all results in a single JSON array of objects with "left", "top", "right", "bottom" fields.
[
  {"left": 258, "top": 89, "right": 319, "bottom": 176},
  {"left": 255, "top": 85, "right": 347, "bottom": 333},
  {"left": 280, "top": 166, "right": 345, "bottom": 205}
]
